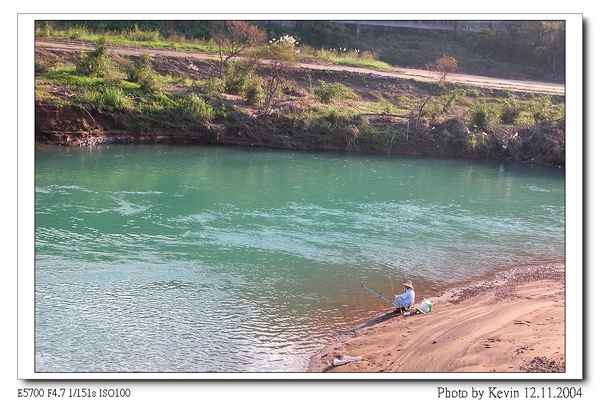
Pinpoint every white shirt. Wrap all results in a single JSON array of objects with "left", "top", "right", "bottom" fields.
[{"left": 394, "top": 288, "right": 415, "bottom": 308}]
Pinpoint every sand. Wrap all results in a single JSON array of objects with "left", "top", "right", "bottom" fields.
[{"left": 307, "top": 262, "right": 565, "bottom": 374}]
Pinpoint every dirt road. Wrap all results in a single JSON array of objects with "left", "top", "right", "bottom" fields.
[{"left": 35, "top": 39, "right": 565, "bottom": 96}]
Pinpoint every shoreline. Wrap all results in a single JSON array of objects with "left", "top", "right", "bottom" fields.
[{"left": 307, "top": 262, "right": 565, "bottom": 373}]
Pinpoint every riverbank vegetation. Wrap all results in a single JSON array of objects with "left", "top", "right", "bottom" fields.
[{"left": 34, "top": 20, "right": 566, "bottom": 167}]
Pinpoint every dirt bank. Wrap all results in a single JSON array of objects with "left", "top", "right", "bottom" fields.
[{"left": 34, "top": 41, "right": 566, "bottom": 166}]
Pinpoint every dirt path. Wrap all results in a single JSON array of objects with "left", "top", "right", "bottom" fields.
[{"left": 35, "top": 39, "right": 565, "bottom": 95}]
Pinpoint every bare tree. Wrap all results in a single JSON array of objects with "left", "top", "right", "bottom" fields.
[
  {"left": 426, "top": 55, "right": 459, "bottom": 82},
  {"left": 259, "top": 35, "right": 300, "bottom": 114},
  {"left": 415, "top": 55, "right": 459, "bottom": 125},
  {"left": 210, "top": 21, "right": 267, "bottom": 76}
]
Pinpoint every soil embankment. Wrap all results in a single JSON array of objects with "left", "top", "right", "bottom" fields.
[{"left": 34, "top": 40, "right": 566, "bottom": 166}]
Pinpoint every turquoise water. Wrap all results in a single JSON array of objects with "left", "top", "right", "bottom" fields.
[{"left": 34, "top": 145, "right": 565, "bottom": 373}]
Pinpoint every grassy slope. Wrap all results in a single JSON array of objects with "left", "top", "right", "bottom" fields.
[{"left": 34, "top": 33, "right": 566, "bottom": 166}]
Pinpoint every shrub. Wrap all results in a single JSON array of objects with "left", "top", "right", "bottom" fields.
[
  {"left": 124, "top": 26, "right": 162, "bottom": 42},
  {"left": 500, "top": 97, "right": 524, "bottom": 124},
  {"left": 35, "top": 53, "right": 60, "bottom": 74},
  {"left": 126, "top": 53, "right": 153, "bottom": 82},
  {"left": 179, "top": 93, "right": 214, "bottom": 123},
  {"left": 467, "top": 101, "right": 498, "bottom": 132},
  {"left": 313, "top": 81, "right": 355, "bottom": 104},
  {"left": 126, "top": 53, "right": 162, "bottom": 92},
  {"left": 466, "top": 131, "right": 493, "bottom": 152},
  {"left": 75, "top": 37, "right": 113, "bottom": 78},
  {"left": 424, "top": 88, "right": 466, "bottom": 120},
  {"left": 198, "top": 77, "right": 226, "bottom": 95},
  {"left": 299, "top": 21, "right": 352, "bottom": 49},
  {"left": 223, "top": 61, "right": 256, "bottom": 95},
  {"left": 324, "top": 108, "right": 344, "bottom": 125},
  {"left": 529, "top": 95, "right": 564, "bottom": 123},
  {"left": 244, "top": 79, "right": 264, "bottom": 106},
  {"left": 137, "top": 71, "right": 162, "bottom": 93},
  {"left": 323, "top": 108, "right": 359, "bottom": 126},
  {"left": 65, "top": 25, "right": 89, "bottom": 40}
]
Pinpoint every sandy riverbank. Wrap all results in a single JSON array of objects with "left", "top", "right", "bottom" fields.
[{"left": 307, "top": 262, "right": 566, "bottom": 374}]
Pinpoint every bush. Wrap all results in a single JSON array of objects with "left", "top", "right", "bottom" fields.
[
  {"left": 467, "top": 101, "right": 498, "bottom": 132},
  {"left": 323, "top": 108, "right": 360, "bottom": 127},
  {"left": 126, "top": 53, "right": 153, "bottom": 82},
  {"left": 466, "top": 131, "right": 493, "bottom": 152},
  {"left": 75, "top": 37, "right": 113, "bottom": 78},
  {"left": 126, "top": 53, "right": 162, "bottom": 92},
  {"left": 300, "top": 21, "right": 352, "bottom": 49},
  {"left": 137, "top": 71, "right": 162, "bottom": 93},
  {"left": 223, "top": 61, "right": 256, "bottom": 95},
  {"left": 179, "top": 93, "right": 214, "bottom": 123},
  {"left": 65, "top": 25, "right": 89, "bottom": 41},
  {"left": 529, "top": 95, "right": 564, "bottom": 123},
  {"left": 426, "top": 55, "right": 459, "bottom": 82},
  {"left": 500, "top": 97, "right": 524, "bottom": 124},
  {"left": 35, "top": 54, "right": 60, "bottom": 74},
  {"left": 124, "top": 26, "right": 162, "bottom": 42},
  {"left": 198, "top": 77, "right": 225, "bottom": 95},
  {"left": 423, "top": 88, "right": 466, "bottom": 120},
  {"left": 324, "top": 108, "right": 344, "bottom": 125},
  {"left": 244, "top": 79, "right": 264, "bottom": 106},
  {"left": 313, "top": 81, "right": 355, "bottom": 104}
]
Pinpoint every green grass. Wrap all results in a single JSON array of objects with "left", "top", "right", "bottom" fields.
[
  {"left": 37, "top": 28, "right": 219, "bottom": 54},
  {"left": 77, "top": 85, "right": 133, "bottom": 111},
  {"left": 301, "top": 47, "right": 392, "bottom": 71},
  {"left": 329, "top": 56, "right": 390, "bottom": 71},
  {"left": 39, "top": 67, "right": 109, "bottom": 87}
]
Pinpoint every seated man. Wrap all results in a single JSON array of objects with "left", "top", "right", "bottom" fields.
[{"left": 393, "top": 281, "right": 415, "bottom": 313}]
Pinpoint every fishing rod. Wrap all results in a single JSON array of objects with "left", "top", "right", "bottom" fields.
[{"left": 362, "top": 285, "right": 394, "bottom": 306}]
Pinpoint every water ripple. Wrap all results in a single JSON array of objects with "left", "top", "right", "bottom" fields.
[{"left": 34, "top": 146, "right": 565, "bottom": 373}]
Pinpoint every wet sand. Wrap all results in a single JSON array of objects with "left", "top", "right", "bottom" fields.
[{"left": 307, "top": 262, "right": 565, "bottom": 374}]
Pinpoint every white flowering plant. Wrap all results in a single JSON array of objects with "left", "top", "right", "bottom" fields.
[
  {"left": 268, "top": 34, "right": 299, "bottom": 46},
  {"left": 265, "top": 35, "right": 300, "bottom": 62}
]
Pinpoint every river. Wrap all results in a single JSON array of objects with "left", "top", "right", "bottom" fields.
[{"left": 34, "top": 144, "right": 565, "bottom": 373}]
